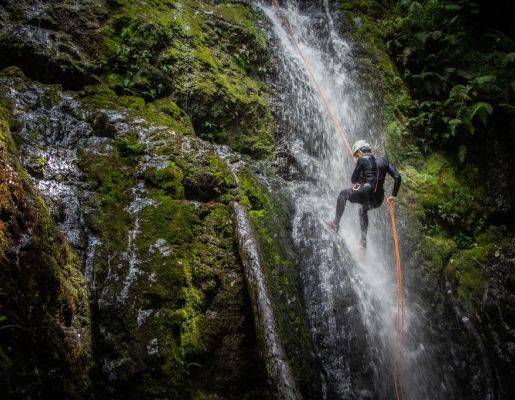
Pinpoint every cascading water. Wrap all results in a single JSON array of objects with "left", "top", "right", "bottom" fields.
[{"left": 257, "top": 0, "right": 454, "bottom": 398}]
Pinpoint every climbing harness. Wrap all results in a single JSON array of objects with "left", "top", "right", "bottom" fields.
[{"left": 270, "top": 1, "right": 405, "bottom": 399}]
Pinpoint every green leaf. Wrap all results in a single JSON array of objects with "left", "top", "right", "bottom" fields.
[
  {"left": 415, "top": 31, "right": 430, "bottom": 45},
  {"left": 448, "top": 119, "right": 462, "bottom": 126},
  {"left": 469, "top": 102, "right": 493, "bottom": 127},
  {"left": 431, "top": 31, "right": 443, "bottom": 40},
  {"left": 472, "top": 75, "right": 497, "bottom": 86},
  {"left": 456, "top": 69, "right": 475, "bottom": 80},
  {"left": 448, "top": 119, "right": 462, "bottom": 136},
  {"left": 457, "top": 106, "right": 475, "bottom": 134},
  {"left": 444, "top": 4, "right": 461, "bottom": 11},
  {"left": 0, "top": 316, "right": 6, "bottom": 322}
]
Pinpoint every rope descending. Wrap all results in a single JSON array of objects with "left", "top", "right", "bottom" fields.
[{"left": 270, "top": 1, "right": 405, "bottom": 399}]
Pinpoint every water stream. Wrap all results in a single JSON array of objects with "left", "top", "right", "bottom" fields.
[{"left": 257, "top": 0, "right": 452, "bottom": 398}]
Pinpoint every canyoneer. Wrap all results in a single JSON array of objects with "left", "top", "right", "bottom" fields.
[{"left": 327, "top": 140, "right": 401, "bottom": 248}]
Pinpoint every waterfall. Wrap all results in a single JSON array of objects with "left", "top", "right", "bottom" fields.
[{"left": 257, "top": 1, "right": 452, "bottom": 398}]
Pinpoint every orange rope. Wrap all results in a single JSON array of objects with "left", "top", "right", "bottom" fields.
[
  {"left": 389, "top": 201, "right": 405, "bottom": 400},
  {"left": 270, "top": 1, "right": 405, "bottom": 398},
  {"left": 270, "top": 0, "right": 353, "bottom": 156}
]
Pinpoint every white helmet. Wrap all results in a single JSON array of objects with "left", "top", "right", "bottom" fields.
[{"left": 352, "top": 140, "right": 371, "bottom": 155}]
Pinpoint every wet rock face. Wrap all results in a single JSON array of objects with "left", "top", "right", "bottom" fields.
[
  {"left": 1, "top": 0, "right": 277, "bottom": 156},
  {"left": 0, "top": 0, "right": 318, "bottom": 398},
  {"left": 480, "top": 245, "right": 515, "bottom": 398},
  {"left": 0, "top": 74, "right": 272, "bottom": 399},
  {"left": 0, "top": 0, "right": 106, "bottom": 88},
  {"left": 0, "top": 95, "right": 92, "bottom": 399}
]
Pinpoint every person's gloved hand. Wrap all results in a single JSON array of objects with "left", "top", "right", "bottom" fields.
[{"left": 386, "top": 196, "right": 396, "bottom": 205}]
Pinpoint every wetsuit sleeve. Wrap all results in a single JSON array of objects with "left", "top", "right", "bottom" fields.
[
  {"left": 386, "top": 162, "right": 401, "bottom": 196},
  {"left": 351, "top": 158, "right": 364, "bottom": 184}
]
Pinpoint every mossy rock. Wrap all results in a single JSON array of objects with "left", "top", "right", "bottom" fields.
[
  {"left": 0, "top": 66, "right": 25, "bottom": 78},
  {"left": 401, "top": 152, "right": 488, "bottom": 233},
  {"left": 421, "top": 235, "right": 458, "bottom": 275},
  {"left": 144, "top": 162, "right": 185, "bottom": 199},
  {"left": 90, "top": 191, "right": 267, "bottom": 398},
  {"left": 447, "top": 245, "right": 491, "bottom": 315},
  {"left": 99, "top": 0, "right": 275, "bottom": 158},
  {"left": 0, "top": 105, "right": 92, "bottom": 397},
  {"left": 236, "top": 167, "right": 322, "bottom": 398},
  {"left": 82, "top": 86, "right": 195, "bottom": 136}
]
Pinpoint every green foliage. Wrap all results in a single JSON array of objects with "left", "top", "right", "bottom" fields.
[
  {"left": 343, "top": 0, "right": 513, "bottom": 320},
  {"left": 375, "top": 0, "right": 515, "bottom": 149}
]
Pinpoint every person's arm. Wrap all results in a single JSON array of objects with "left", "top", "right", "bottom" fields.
[
  {"left": 351, "top": 158, "right": 365, "bottom": 184},
  {"left": 386, "top": 162, "right": 401, "bottom": 204}
]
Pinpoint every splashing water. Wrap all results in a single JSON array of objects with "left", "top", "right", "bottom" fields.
[{"left": 257, "top": 1, "right": 451, "bottom": 398}]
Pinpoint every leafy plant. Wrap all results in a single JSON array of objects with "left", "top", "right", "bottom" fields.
[{"left": 377, "top": 0, "right": 515, "bottom": 149}]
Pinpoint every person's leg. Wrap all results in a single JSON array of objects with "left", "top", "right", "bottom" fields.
[
  {"left": 358, "top": 192, "right": 383, "bottom": 247},
  {"left": 330, "top": 188, "right": 353, "bottom": 230},
  {"left": 359, "top": 204, "right": 369, "bottom": 246}
]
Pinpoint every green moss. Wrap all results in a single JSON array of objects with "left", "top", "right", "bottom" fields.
[
  {"left": 401, "top": 152, "right": 489, "bottom": 236},
  {"left": 137, "top": 197, "right": 197, "bottom": 252},
  {"left": 236, "top": 168, "right": 321, "bottom": 397},
  {"left": 79, "top": 150, "right": 133, "bottom": 208},
  {"left": 0, "top": 99, "right": 10, "bottom": 147},
  {"left": 193, "top": 46, "right": 220, "bottom": 70},
  {"left": 208, "top": 155, "right": 235, "bottom": 190},
  {"left": 0, "top": 66, "right": 25, "bottom": 78},
  {"left": 82, "top": 86, "right": 195, "bottom": 135},
  {"left": 144, "top": 162, "right": 185, "bottom": 199},
  {"left": 448, "top": 245, "right": 492, "bottom": 314},
  {"left": 179, "top": 286, "right": 207, "bottom": 355},
  {"left": 421, "top": 235, "right": 457, "bottom": 274},
  {"left": 237, "top": 170, "right": 271, "bottom": 211},
  {"left": 81, "top": 85, "right": 119, "bottom": 109},
  {"left": 117, "top": 95, "right": 145, "bottom": 109},
  {"left": 115, "top": 135, "right": 144, "bottom": 159},
  {"left": 98, "top": 0, "right": 274, "bottom": 157}
]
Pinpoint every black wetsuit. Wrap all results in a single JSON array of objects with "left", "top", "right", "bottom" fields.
[{"left": 334, "top": 154, "right": 401, "bottom": 242}]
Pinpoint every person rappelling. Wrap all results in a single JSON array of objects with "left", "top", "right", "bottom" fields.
[{"left": 326, "top": 140, "right": 401, "bottom": 249}]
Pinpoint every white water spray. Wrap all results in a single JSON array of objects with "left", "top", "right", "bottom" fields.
[{"left": 258, "top": 1, "right": 448, "bottom": 398}]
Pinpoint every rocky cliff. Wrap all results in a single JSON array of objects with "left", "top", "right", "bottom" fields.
[{"left": 0, "top": 1, "right": 319, "bottom": 399}]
